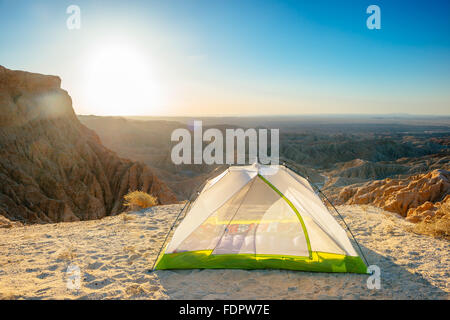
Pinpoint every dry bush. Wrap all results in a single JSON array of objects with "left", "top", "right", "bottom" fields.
[
  {"left": 412, "top": 199, "right": 450, "bottom": 239},
  {"left": 123, "top": 191, "right": 158, "bottom": 210},
  {"left": 411, "top": 215, "right": 450, "bottom": 240}
]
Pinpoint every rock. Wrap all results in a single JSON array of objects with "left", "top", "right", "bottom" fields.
[
  {"left": 337, "top": 169, "right": 450, "bottom": 223},
  {"left": 406, "top": 195, "right": 450, "bottom": 223},
  {"left": 0, "top": 209, "right": 22, "bottom": 228},
  {"left": 0, "top": 66, "right": 176, "bottom": 224}
]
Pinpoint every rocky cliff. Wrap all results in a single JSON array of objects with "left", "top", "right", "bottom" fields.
[
  {"left": 338, "top": 169, "right": 450, "bottom": 223},
  {"left": 0, "top": 66, "right": 176, "bottom": 224}
]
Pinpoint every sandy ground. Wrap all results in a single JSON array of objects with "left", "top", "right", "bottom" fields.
[{"left": 0, "top": 204, "right": 448, "bottom": 300}]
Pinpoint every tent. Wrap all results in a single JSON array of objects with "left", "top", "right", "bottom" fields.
[{"left": 154, "top": 164, "right": 367, "bottom": 273}]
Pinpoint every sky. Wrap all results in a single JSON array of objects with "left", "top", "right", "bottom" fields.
[{"left": 0, "top": 0, "right": 449, "bottom": 116}]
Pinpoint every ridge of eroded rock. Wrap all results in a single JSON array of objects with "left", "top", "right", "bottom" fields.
[{"left": 0, "top": 66, "right": 176, "bottom": 223}]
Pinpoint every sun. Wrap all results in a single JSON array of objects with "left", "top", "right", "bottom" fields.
[{"left": 83, "top": 43, "right": 162, "bottom": 116}]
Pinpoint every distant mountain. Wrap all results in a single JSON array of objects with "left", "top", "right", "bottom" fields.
[
  {"left": 79, "top": 113, "right": 449, "bottom": 199},
  {"left": 0, "top": 66, "right": 176, "bottom": 224}
]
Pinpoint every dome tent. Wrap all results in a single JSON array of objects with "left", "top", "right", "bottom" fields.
[{"left": 154, "top": 164, "right": 367, "bottom": 273}]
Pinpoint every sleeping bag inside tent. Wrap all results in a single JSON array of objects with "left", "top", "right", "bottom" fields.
[{"left": 154, "top": 164, "right": 367, "bottom": 273}]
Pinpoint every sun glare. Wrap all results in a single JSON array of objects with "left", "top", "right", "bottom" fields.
[{"left": 83, "top": 43, "right": 163, "bottom": 116}]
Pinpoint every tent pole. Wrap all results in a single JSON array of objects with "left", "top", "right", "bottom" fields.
[
  {"left": 150, "top": 165, "right": 227, "bottom": 271},
  {"left": 313, "top": 187, "right": 370, "bottom": 267},
  {"left": 279, "top": 158, "right": 370, "bottom": 267},
  {"left": 150, "top": 198, "right": 191, "bottom": 271}
]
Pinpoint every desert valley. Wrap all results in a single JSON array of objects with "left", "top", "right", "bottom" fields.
[
  {"left": 78, "top": 112, "right": 450, "bottom": 237},
  {"left": 0, "top": 66, "right": 448, "bottom": 299}
]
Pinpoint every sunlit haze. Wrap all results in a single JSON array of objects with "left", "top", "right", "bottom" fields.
[
  {"left": 83, "top": 42, "right": 164, "bottom": 115},
  {"left": 0, "top": 0, "right": 449, "bottom": 116}
]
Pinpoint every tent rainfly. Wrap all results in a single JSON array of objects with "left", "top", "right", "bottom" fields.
[{"left": 154, "top": 164, "right": 368, "bottom": 273}]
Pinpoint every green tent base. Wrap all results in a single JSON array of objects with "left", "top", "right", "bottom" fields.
[
  {"left": 155, "top": 250, "right": 368, "bottom": 274},
  {"left": 152, "top": 164, "right": 369, "bottom": 274}
]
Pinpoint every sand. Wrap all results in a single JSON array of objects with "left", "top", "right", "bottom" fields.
[{"left": 0, "top": 204, "right": 448, "bottom": 300}]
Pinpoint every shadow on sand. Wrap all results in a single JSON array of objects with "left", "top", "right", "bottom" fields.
[{"left": 153, "top": 244, "right": 447, "bottom": 299}]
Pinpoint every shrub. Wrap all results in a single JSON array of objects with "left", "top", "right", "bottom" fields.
[
  {"left": 123, "top": 191, "right": 158, "bottom": 210},
  {"left": 411, "top": 215, "right": 450, "bottom": 240}
]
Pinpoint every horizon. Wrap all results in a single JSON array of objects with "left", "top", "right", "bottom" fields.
[
  {"left": 77, "top": 112, "right": 450, "bottom": 118},
  {"left": 1, "top": 0, "right": 449, "bottom": 116}
]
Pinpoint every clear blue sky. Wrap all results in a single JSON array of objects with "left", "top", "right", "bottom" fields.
[{"left": 0, "top": 0, "right": 449, "bottom": 115}]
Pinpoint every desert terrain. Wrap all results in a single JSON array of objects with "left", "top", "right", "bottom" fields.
[
  {"left": 79, "top": 114, "right": 450, "bottom": 237},
  {"left": 0, "top": 204, "right": 448, "bottom": 299},
  {"left": 0, "top": 66, "right": 449, "bottom": 300},
  {"left": 79, "top": 114, "right": 450, "bottom": 195}
]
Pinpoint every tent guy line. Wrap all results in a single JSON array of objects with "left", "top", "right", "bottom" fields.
[{"left": 152, "top": 163, "right": 368, "bottom": 274}]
